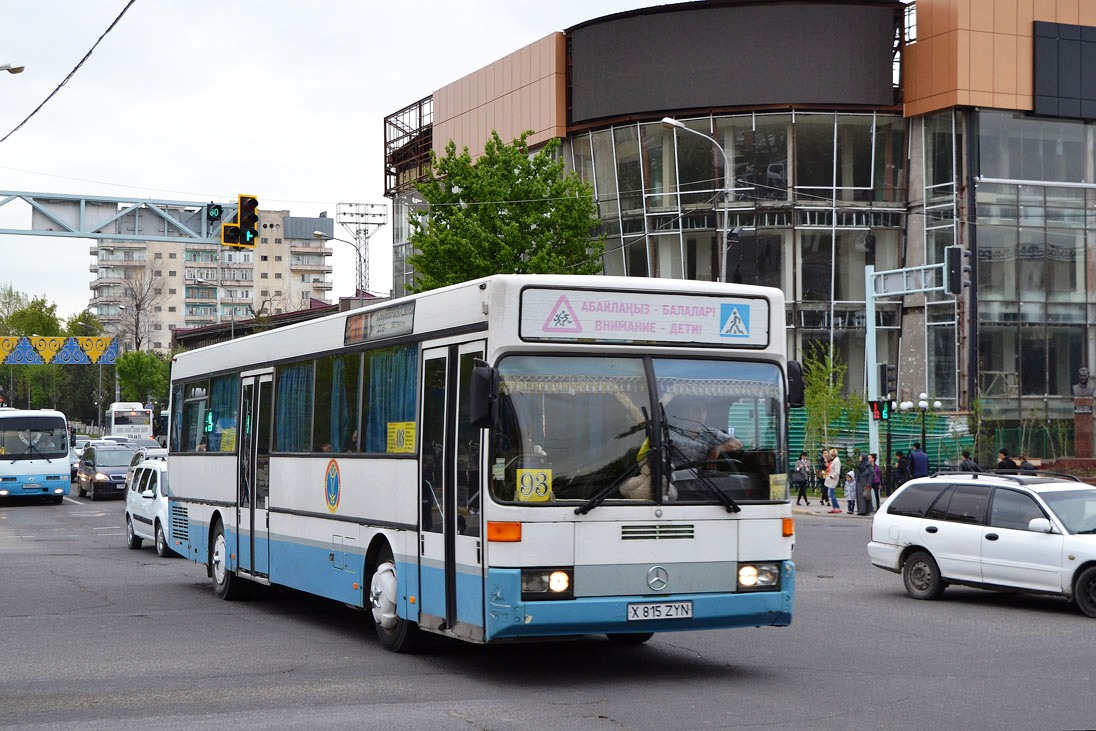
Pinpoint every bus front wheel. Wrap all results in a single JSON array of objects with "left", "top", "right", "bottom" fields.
[
  {"left": 369, "top": 544, "right": 419, "bottom": 652},
  {"left": 210, "top": 521, "right": 242, "bottom": 600}
]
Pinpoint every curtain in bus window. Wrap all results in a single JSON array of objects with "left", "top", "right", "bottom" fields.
[
  {"left": 313, "top": 354, "right": 361, "bottom": 453},
  {"left": 275, "top": 364, "right": 313, "bottom": 452},
  {"left": 363, "top": 345, "right": 417, "bottom": 453},
  {"left": 209, "top": 376, "right": 239, "bottom": 452}
]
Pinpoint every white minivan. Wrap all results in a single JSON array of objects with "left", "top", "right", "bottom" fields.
[
  {"left": 124, "top": 459, "right": 175, "bottom": 557},
  {"left": 868, "top": 471, "right": 1096, "bottom": 617}
]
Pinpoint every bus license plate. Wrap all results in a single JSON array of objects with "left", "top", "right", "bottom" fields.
[{"left": 626, "top": 601, "right": 693, "bottom": 621}]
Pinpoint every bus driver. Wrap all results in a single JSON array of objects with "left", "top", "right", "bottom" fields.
[{"left": 667, "top": 396, "right": 742, "bottom": 467}]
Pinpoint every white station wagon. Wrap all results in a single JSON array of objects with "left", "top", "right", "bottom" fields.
[
  {"left": 868, "top": 471, "right": 1096, "bottom": 617},
  {"left": 124, "top": 458, "right": 175, "bottom": 557}
]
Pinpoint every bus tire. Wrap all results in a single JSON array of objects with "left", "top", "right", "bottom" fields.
[
  {"left": 210, "top": 521, "right": 242, "bottom": 600},
  {"left": 49, "top": 494, "right": 63, "bottom": 505},
  {"left": 126, "top": 517, "right": 143, "bottom": 550},
  {"left": 369, "top": 544, "right": 419, "bottom": 652},
  {"left": 607, "top": 632, "right": 654, "bottom": 645}
]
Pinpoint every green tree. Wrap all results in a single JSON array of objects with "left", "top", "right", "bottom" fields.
[
  {"left": 802, "top": 342, "right": 861, "bottom": 454},
  {"left": 115, "top": 350, "right": 169, "bottom": 409},
  {"left": 407, "top": 131, "right": 603, "bottom": 292},
  {"left": 5, "top": 296, "right": 62, "bottom": 410}
]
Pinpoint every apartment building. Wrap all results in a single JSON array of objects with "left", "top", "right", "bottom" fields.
[{"left": 89, "top": 208, "right": 334, "bottom": 352}]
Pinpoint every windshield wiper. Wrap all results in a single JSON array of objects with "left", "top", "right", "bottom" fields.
[{"left": 575, "top": 407, "right": 653, "bottom": 515}]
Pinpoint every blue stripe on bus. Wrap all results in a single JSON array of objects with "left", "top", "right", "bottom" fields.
[
  {"left": 189, "top": 514, "right": 790, "bottom": 642},
  {"left": 482, "top": 565, "right": 795, "bottom": 640}
]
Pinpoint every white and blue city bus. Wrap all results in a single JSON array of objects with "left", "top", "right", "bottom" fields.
[
  {"left": 0, "top": 408, "right": 71, "bottom": 505},
  {"left": 167, "top": 275, "right": 802, "bottom": 651}
]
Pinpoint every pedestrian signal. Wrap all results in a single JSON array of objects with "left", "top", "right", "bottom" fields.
[{"left": 869, "top": 400, "right": 882, "bottom": 421}]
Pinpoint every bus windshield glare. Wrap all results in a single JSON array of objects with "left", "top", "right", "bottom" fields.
[
  {"left": 489, "top": 355, "right": 785, "bottom": 505},
  {"left": 0, "top": 416, "right": 69, "bottom": 460}
]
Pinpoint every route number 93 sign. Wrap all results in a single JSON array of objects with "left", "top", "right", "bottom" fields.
[{"left": 515, "top": 467, "right": 553, "bottom": 502}]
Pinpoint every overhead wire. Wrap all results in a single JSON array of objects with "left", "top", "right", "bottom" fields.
[{"left": 0, "top": 0, "right": 139, "bottom": 146}]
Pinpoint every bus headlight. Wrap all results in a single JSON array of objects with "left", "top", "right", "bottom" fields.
[
  {"left": 737, "top": 562, "right": 781, "bottom": 591},
  {"left": 521, "top": 568, "right": 574, "bottom": 600}
]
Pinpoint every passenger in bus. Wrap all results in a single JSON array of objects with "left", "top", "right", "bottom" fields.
[{"left": 666, "top": 397, "right": 742, "bottom": 467}]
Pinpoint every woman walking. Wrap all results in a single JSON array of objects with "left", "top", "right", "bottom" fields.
[{"left": 793, "top": 451, "right": 811, "bottom": 505}]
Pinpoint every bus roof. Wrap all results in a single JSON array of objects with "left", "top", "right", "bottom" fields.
[{"left": 171, "top": 274, "right": 786, "bottom": 380}]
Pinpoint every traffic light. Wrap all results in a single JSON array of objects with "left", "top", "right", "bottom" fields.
[
  {"left": 944, "top": 245, "right": 971, "bottom": 295},
  {"left": 879, "top": 400, "right": 890, "bottom": 421},
  {"left": 206, "top": 202, "right": 223, "bottom": 222},
  {"left": 220, "top": 220, "right": 240, "bottom": 245},
  {"left": 878, "top": 363, "right": 897, "bottom": 398},
  {"left": 238, "top": 195, "right": 259, "bottom": 247},
  {"left": 869, "top": 400, "right": 882, "bottom": 421}
]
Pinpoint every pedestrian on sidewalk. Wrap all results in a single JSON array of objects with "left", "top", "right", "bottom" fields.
[
  {"left": 958, "top": 450, "right": 979, "bottom": 472},
  {"left": 844, "top": 470, "right": 857, "bottom": 513},
  {"left": 793, "top": 451, "right": 811, "bottom": 506},
  {"left": 824, "top": 448, "right": 842, "bottom": 513},
  {"left": 856, "top": 453, "right": 873, "bottom": 515},
  {"left": 869, "top": 453, "right": 882, "bottom": 511}
]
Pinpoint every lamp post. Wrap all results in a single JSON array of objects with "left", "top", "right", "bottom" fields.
[
  {"left": 74, "top": 322, "right": 103, "bottom": 430},
  {"left": 900, "top": 393, "right": 942, "bottom": 469},
  {"left": 313, "top": 231, "right": 365, "bottom": 296},
  {"left": 1, "top": 63, "right": 25, "bottom": 74},
  {"left": 660, "top": 117, "right": 737, "bottom": 282}
]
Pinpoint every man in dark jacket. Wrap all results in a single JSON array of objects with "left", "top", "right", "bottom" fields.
[
  {"left": 910, "top": 442, "right": 929, "bottom": 478},
  {"left": 996, "top": 449, "right": 1018, "bottom": 470},
  {"left": 958, "top": 450, "right": 979, "bottom": 472}
]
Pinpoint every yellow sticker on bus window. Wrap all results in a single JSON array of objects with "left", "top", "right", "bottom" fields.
[
  {"left": 769, "top": 473, "right": 787, "bottom": 500},
  {"left": 387, "top": 421, "right": 416, "bottom": 453},
  {"left": 219, "top": 427, "right": 236, "bottom": 452},
  {"left": 516, "top": 468, "right": 553, "bottom": 502}
]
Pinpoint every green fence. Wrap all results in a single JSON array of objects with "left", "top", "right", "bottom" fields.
[{"left": 788, "top": 407, "right": 974, "bottom": 470}]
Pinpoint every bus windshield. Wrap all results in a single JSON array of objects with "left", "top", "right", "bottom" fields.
[
  {"left": 489, "top": 355, "right": 785, "bottom": 505},
  {"left": 0, "top": 416, "right": 69, "bottom": 460}
]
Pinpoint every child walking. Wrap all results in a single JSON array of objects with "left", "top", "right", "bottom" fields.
[{"left": 844, "top": 470, "right": 857, "bottom": 514}]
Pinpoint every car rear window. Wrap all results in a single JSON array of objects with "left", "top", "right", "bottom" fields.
[{"left": 886, "top": 482, "right": 947, "bottom": 517}]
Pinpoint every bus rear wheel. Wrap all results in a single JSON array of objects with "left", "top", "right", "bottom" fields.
[
  {"left": 211, "top": 521, "right": 242, "bottom": 600},
  {"left": 369, "top": 544, "right": 419, "bottom": 652}
]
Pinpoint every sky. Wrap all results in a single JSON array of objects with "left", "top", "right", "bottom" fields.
[{"left": 0, "top": 0, "right": 679, "bottom": 320}]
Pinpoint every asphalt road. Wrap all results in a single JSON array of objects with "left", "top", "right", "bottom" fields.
[{"left": 1, "top": 495, "right": 1093, "bottom": 730}]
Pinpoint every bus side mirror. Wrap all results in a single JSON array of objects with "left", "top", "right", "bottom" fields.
[
  {"left": 787, "top": 360, "right": 804, "bottom": 408},
  {"left": 469, "top": 362, "right": 499, "bottom": 429}
]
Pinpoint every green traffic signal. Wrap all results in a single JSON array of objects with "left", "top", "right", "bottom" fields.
[
  {"left": 238, "top": 194, "right": 259, "bottom": 248},
  {"left": 207, "top": 202, "right": 223, "bottom": 221}
]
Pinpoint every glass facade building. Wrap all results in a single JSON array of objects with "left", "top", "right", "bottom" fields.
[{"left": 384, "top": 0, "right": 1096, "bottom": 447}]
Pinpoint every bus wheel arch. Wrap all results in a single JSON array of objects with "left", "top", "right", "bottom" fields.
[
  {"left": 209, "top": 515, "right": 242, "bottom": 600},
  {"left": 366, "top": 539, "right": 420, "bottom": 652}
]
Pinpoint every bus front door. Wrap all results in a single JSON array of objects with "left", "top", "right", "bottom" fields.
[
  {"left": 237, "top": 373, "right": 273, "bottom": 577},
  {"left": 419, "top": 342, "right": 485, "bottom": 641}
]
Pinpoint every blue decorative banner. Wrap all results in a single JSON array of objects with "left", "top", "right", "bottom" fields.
[{"left": 0, "top": 337, "right": 116, "bottom": 365}]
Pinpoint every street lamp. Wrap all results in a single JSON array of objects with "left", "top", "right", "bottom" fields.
[
  {"left": 73, "top": 322, "right": 103, "bottom": 431},
  {"left": 313, "top": 231, "right": 365, "bottom": 296},
  {"left": 1, "top": 63, "right": 25, "bottom": 74},
  {"left": 900, "top": 393, "right": 942, "bottom": 468},
  {"left": 661, "top": 117, "right": 736, "bottom": 282}
]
